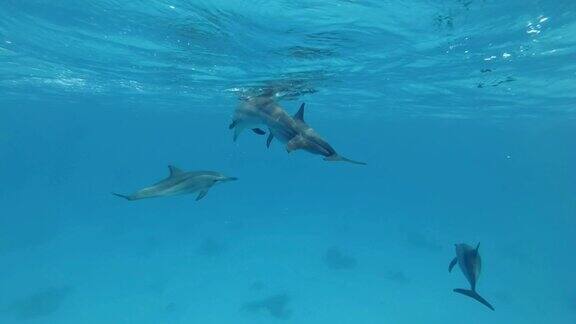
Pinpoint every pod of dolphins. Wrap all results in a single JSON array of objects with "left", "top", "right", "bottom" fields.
[
  {"left": 230, "top": 95, "right": 366, "bottom": 165},
  {"left": 113, "top": 93, "right": 495, "bottom": 311}
]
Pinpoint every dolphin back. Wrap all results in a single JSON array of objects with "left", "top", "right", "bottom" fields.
[{"left": 453, "top": 288, "right": 495, "bottom": 311}]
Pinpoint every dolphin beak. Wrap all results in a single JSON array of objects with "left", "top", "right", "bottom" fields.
[
  {"left": 324, "top": 154, "right": 367, "bottom": 165},
  {"left": 224, "top": 177, "right": 238, "bottom": 181}
]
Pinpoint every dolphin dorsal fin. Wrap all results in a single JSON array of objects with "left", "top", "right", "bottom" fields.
[
  {"left": 168, "top": 165, "right": 184, "bottom": 177},
  {"left": 294, "top": 103, "right": 305, "bottom": 122}
]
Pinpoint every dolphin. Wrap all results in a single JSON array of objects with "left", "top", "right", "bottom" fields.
[
  {"left": 448, "top": 243, "right": 495, "bottom": 311},
  {"left": 228, "top": 95, "right": 291, "bottom": 141},
  {"left": 113, "top": 165, "right": 237, "bottom": 201},
  {"left": 229, "top": 96, "right": 365, "bottom": 165},
  {"left": 280, "top": 104, "right": 366, "bottom": 165}
]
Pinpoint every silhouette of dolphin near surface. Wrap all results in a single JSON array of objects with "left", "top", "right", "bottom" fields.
[
  {"left": 113, "top": 166, "right": 237, "bottom": 201},
  {"left": 449, "top": 243, "right": 495, "bottom": 311}
]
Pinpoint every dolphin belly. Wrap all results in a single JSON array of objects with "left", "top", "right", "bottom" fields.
[
  {"left": 161, "top": 178, "right": 209, "bottom": 196},
  {"left": 457, "top": 257, "right": 473, "bottom": 287},
  {"left": 303, "top": 140, "right": 332, "bottom": 157}
]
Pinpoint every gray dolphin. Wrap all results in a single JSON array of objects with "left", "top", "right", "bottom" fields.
[
  {"left": 448, "top": 243, "right": 495, "bottom": 311},
  {"left": 228, "top": 95, "right": 292, "bottom": 141},
  {"left": 229, "top": 97, "right": 365, "bottom": 165},
  {"left": 280, "top": 104, "right": 366, "bottom": 165},
  {"left": 113, "top": 165, "right": 237, "bottom": 201}
]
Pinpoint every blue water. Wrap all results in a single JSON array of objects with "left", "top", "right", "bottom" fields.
[{"left": 1, "top": 0, "right": 575, "bottom": 323}]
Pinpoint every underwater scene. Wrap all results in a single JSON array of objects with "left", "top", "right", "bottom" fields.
[{"left": 1, "top": 0, "right": 575, "bottom": 323}]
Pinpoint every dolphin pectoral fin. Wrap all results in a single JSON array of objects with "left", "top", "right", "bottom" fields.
[
  {"left": 448, "top": 257, "right": 457, "bottom": 272},
  {"left": 324, "top": 155, "right": 367, "bottom": 165},
  {"left": 112, "top": 193, "right": 133, "bottom": 201},
  {"left": 196, "top": 189, "right": 209, "bottom": 201},
  {"left": 228, "top": 120, "right": 237, "bottom": 129},
  {"left": 453, "top": 289, "right": 495, "bottom": 311},
  {"left": 266, "top": 132, "right": 274, "bottom": 148},
  {"left": 168, "top": 165, "right": 184, "bottom": 177},
  {"left": 251, "top": 128, "right": 266, "bottom": 135}
]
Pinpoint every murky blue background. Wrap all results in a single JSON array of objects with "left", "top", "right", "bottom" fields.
[{"left": 1, "top": 1, "right": 575, "bottom": 323}]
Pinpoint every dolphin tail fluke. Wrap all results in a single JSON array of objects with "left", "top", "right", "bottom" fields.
[
  {"left": 448, "top": 257, "right": 457, "bottom": 272},
  {"left": 233, "top": 126, "right": 244, "bottom": 142},
  {"left": 230, "top": 120, "right": 249, "bottom": 142},
  {"left": 453, "top": 289, "right": 495, "bottom": 311},
  {"left": 324, "top": 155, "right": 367, "bottom": 166},
  {"left": 112, "top": 192, "right": 134, "bottom": 201}
]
